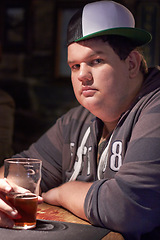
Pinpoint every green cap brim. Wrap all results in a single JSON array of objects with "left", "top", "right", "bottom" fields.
[{"left": 75, "top": 27, "right": 152, "bottom": 47}]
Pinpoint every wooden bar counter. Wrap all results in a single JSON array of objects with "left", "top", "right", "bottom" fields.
[{"left": 37, "top": 202, "right": 125, "bottom": 240}]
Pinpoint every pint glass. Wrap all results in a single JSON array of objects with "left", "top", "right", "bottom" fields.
[{"left": 4, "top": 158, "right": 42, "bottom": 229}]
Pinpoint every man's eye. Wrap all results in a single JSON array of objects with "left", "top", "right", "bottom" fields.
[
  {"left": 71, "top": 64, "right": 80, "bottom": 70},
  {"left": 92, "top": 59, "right": 103, "bottom": 64}
]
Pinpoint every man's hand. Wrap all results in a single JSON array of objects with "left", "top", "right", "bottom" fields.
[
  {"left": 0, "top": 179, "right": 19, "bottom": 228},
  {"left": 42, "top": 181, "right": 93, "bottom": 220},
  {"left": 0, "top": 178, "right": 43, "bottom": 228}
]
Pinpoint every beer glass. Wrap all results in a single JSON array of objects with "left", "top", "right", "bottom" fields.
[{"left": 4, "top": 158, "right": 42, "bottom": 229}]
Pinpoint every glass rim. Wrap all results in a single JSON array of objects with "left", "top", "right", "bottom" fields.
[
  {"left": 4, "top": 158, "right": 42, "bottom": 164},
  {"left": 7, "top": 192, "right": 38, "bottom": 198}
]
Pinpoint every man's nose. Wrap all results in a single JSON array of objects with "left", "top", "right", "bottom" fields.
[{"left": 78, "top": 64, "right": 92, "bottom": 83}]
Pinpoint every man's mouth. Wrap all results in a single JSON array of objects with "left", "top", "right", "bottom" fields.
[{"left": 81, "top": 86, "right": 97, "bottom": 97}]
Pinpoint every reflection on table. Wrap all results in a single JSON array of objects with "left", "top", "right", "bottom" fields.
[{"left": 37, "top": 202, "right": 125, "bottom": 240}]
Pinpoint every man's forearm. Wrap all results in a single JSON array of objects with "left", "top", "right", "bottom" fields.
[{"left": 42, "top": 181, "right": 93, "bottom": 220}]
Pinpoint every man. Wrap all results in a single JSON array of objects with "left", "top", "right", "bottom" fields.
[{"left": 0, "top": 1, "right": 160, "bottom": 239}]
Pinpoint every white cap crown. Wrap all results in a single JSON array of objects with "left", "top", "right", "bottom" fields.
[{"left": 82, "top": 1, "right": 135, "bottom": 37}]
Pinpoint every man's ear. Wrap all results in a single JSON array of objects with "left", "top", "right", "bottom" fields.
[{"left": 126, "top": 50, "right": 142, "bottom": 78}]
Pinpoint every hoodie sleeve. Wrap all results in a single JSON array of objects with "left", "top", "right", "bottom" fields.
[
  {"left": 84, "top": 160, "right": 160, "bottom": 240},
  {"left": 14, "top": 105, "right": 92, "bottom": 192}
]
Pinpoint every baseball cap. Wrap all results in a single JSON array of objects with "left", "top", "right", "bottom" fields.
[{"left": 67, "top": 0, "right": 152, "bottom": 46}]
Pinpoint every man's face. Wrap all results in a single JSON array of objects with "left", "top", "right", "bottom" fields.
[{"left": 68, "top": 38, "right": 136, "bottom": 123}]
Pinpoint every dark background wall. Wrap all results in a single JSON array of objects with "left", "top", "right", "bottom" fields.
[{"left": 0, "top": 0, "right": 159, "bottom": 154}]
